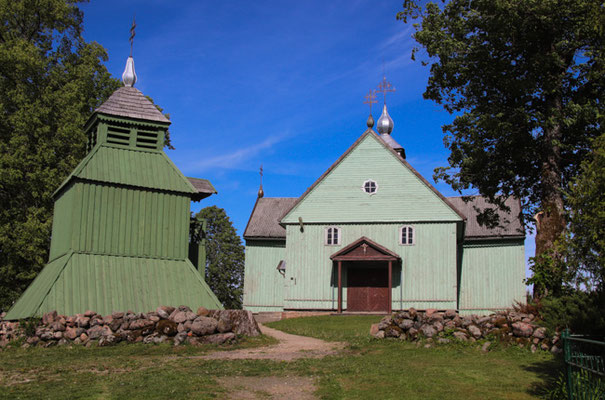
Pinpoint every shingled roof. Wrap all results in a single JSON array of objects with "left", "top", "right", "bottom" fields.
[
  {"left": 243, "top": 197, "right": 297, "bottom": 239},
  {"left": 187, "top": 177, "right": 217, "bottom": 201},
  {"left": 447, "top": 196, "right": 525, "bottom": 239},
  {"left": 95, "top": 87, "right": 170, "bottom": 124}
]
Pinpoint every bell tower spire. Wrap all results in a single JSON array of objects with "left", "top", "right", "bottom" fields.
[{"left": 122, "top": 16, "right": 137, "bottom": 87}]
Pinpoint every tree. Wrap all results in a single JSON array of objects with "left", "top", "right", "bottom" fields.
[
  {"left": 561, "top": 133, "right": 605, "bottom": 290},
  {"left": 397, "top": 0, "right": 604, "bottom": 296},
  {"left": 195, "top": 206, "right": 245, "bottom": 309},
  {"left": 0, "top": 0, "right": 120, "bottom": 311}
]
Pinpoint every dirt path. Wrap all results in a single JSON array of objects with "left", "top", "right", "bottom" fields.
[{"left": 203, "top": 323, "right": 344, "bottom": 361}]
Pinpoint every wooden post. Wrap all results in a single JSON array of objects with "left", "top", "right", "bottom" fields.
[
  {"left": 338, "top": 261, "right": 342, "bottom": 313},
  {"left": 388, "top": 260, "right": 392, "bottom": 314}
]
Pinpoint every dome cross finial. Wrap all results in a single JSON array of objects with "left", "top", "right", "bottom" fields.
[
  {"left": 258, "top": 164, "right": 264, "bottom": 198},
  {"left": 363, "top": 89, "right": 377, "bottom": 129},
  {"left": 122, "top": 16, "right": 137, "bottom": 87}
]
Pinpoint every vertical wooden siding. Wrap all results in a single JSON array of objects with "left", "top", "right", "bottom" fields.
[
  {"left": 282, "top": 134, "right": 461, "bottom": 224},
  {"left": 458, "top": 241, "right": 526, "bottom": 315},
  {"left": 67, "top": 182, "right": 189, "bottom": 259},
  {"left": 49, "top": 186, "right": 75, "bottom": 261},
  {"left": 284, "top": 222, "right": 457, "bottom": 310},
  {"left": 243, "top": 240, "right": 286, "bottom": 312}
]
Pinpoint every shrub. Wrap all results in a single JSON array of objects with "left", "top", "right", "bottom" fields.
[{"left": 539, "top": 291, "right": 605, "bottom": 338}]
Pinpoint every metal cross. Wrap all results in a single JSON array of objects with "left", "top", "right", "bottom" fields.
[
  {"left": 129, "top": 15, "right": 137, "bottom": 57},
  {"left": 376, "top": 75, "right": 396, "bottom": 105},
  {"left": 259, "top": 164, "right": 263, "bottom": 185},
  {"left": 363, "top": 90, "right": 377, "bottom": 114}
]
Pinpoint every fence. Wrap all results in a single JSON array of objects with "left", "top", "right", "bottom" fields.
[{"left": 562, "top": 329, "right": 605, "bottom": 400}]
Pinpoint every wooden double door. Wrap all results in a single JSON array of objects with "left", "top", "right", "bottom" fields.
[{"left": 347, "top": 262, "right": 389, "bottom": 312}]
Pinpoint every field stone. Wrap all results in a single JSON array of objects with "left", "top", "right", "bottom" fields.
[
  {"left": 512, "top": 322, "right": 533, "bottom": 338},
  {"left": 156, "top": 307, "right": 171, "bottom": 319},
  {"left": 112, "top": 311, "right": 124, "bottom": 319},
  {"left": 129, "top": 319, "right": 155, "bottom": 330},
  {"left": 481, "top": 341, "right": 491, "bottom": 353},
  {"left": 444, "top": 309, "right": 457, "bottom": 319},
  {"left": 42, "top": 311, "right": 58, "bottom": 325},
  {"left": 385, "top": 325, "right": 403, "bottom": 338},
  {"left": 399, "top": 319, "right": 414, "bottom": 331},
  {"left": 468, "top": 325, "right": 482, "bottom": 339},
  {"left": 64, "top": 327, "right": 78, "bottom": 340},
  {"left": 87, "top": 325, "right": 105, "bottom": 340},
  {"left": 156, "top": 320, "right": 178, "bottom": 337},
  {"left": 533, "top": 327, "right": 547, "bottom": 339},
  {"left": 197, "top": 307, "right": 210, "bottom": 317},
  {"left": 437, "top": 338, "right": 451, "bottom": 344},
  {"left": 420, "top": 324, "right": 436, "bottom": 338},
  {"left": 76, "top": 316, "right": 90, "bottom": 328},
  {"left": 191, "top": 317, "right": 218, "bottom": 336},
  {"left": 433, "top": 322, "right": 444, "bottom": 332},
  {"left": 199, "top": 332, "right": 236, "bottom": 345},
  {"left": 425, "top": 309, "right": 437, "bottom": 317},
  {"left": 172, "top": 311, "right": 189, "bottom": 324},
  {"left": 374, "top": 330, "right": 385, "bottom": 339},
  {"left": 220, "top": 310, "right": 261, "bottom": 336},
  {"left": 217, "top": 316, "right": 232, "bottom": 333},
  {"left": 173, "top": 332, "right": 187, "bottom": 346},
  {"left": 408, "top": 308, "right": 418, "bottom": 319},
  {"left": 370, "top": 323, "right": 380, "bottom": 336},
  {"left": 84, "top": 310, "right": 96, "bottom": 318}
]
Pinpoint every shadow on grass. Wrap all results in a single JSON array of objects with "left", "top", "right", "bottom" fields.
[{"left": 524, "top": 354, "right": 564, "bottom": 397}]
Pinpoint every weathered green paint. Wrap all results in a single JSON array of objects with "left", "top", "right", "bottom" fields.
[
  {"left": 458, "top": 240, "right": 526, "bottom": 315},
  {"left": 283, "top": 223, "right": 458, "bottom": 310},
  {"left": 282, "top": 133, "right": 462, "bottom": 224},
  {"left": 6, "top": 92, "right": 222, "bottom": 320},
  {"left": 243, "top": 240, "right": 286, "bottom": 312}
]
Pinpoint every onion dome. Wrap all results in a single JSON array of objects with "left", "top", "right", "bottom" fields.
[
  {"left": 366, "top": 114, "right": 375, "bottom": 129},
  {"left": 376, "top": 104, "right": 393, "bottom": 135},
  {"left": 122, "top": 56, "right": 137, "bottom": 87}
]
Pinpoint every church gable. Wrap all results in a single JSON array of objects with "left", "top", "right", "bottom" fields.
[{"left": 281, "top": 131, "right": 463, "bottom": 224}]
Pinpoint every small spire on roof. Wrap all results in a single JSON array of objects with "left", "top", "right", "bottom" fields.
[
  {"left": 363, "top": 89, "right": 377, "bottom": 129},
  {"left": 122, "top": 16, "right": 137, "bottom": 87},
  {"left": 258, "top": 165, "right": 264, "bottom": 198},
  {"left": 376, "top": 75, "right": 396, "bottom": 135}
]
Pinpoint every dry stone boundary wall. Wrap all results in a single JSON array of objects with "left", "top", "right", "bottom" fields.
[
  {"left": 371, "top": 308, "right": 562, "bottom": 353},
  {"left": 0, "top": 306, "right": 261, "bottom": 349}
]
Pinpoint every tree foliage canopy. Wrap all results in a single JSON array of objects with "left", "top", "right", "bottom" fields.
[
  {"left": 398, "top": 0, "right": 604, "bottom": 295},
  {"left": 195, "top": 206, "right": 245, "bottom": 309},
  {"left": 0, "top": 0, "right": 120, "bottom": 311}
]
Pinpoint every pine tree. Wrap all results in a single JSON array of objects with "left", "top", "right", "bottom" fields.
[{"left": 195, "top": 206, "right": 245, "bottom": 309}]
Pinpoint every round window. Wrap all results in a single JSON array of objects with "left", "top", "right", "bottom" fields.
[{"left": 362, "top": 180, "right": 377, "bottom": 194}]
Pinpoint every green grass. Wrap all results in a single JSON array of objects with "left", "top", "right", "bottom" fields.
[{"left": 0, "top": 316, "right": 562, "bottom": 399}]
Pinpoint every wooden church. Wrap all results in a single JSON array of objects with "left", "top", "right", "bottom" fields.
[
  {"left": 243, "top": 81, "right": 526, "bottom": 315},
  {"left": 5, "top": 53, "right": 222, "bottom": 319}
]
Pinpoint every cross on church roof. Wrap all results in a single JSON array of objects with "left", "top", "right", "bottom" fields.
[
  {"left": 363, "top": 89, "right": 377, "bottom": 114},
  {"left": 376, "top": 75, "right": 396, "bottom": 105},
  {"left": 129, "top": 15, "right": 136, "bottom": 57}
]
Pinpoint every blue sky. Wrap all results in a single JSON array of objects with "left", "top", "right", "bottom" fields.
[{"left": 80, "top": 0, "right": 534, "bottom": 279}]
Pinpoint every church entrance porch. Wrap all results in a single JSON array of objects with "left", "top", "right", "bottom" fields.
[
  {"left": 330, "top": 236, "right": 400, "bottom": 314},
  {"left": 347, "top": 262, "right": 389, "bottom": 312}
]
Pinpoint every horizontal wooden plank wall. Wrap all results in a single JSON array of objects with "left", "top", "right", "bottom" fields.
[
  {"left": 282, "top": 133, "right": 462, "bottom": 224},
  {"left": 284, "top": 222, "right": 457, "bottom": 311},
  {"left": 243, "top": 240, "right": 286, "bottom": 312}
]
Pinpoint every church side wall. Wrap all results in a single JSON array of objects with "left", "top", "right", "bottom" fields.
[
  {"left": 67, "top": 182, "right": 190, "bottom": 259},
  {"left": 284, "top": 222, "right": 457, "bottom": 311},
  {"left": 243, "top": 240, "right": 286, "bottom": 312},
  {"left": 458, "top": 240, "right": 526, "bottom": 316}
]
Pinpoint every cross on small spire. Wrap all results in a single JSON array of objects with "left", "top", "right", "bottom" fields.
[
  {"left": 258, "top": 164, "right": 264, "bottom": 198},
  {"left": 376, "top": 75, "right": 396, "bottom": 105},
  {"left": 363, "top": 89, "right": 377, "bottom": 114},
  {"left": 129, "top": 15, "right": 136, "bottom": 57}
]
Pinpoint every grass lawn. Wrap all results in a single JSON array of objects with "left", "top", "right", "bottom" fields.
[{"left": 0, "top": 315, "right": 562, "bottom": 399}]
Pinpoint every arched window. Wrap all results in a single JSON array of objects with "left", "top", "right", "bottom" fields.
[
  {"left": 362, "top": 179, "right": 378, "bottom": 194},
  {"left": 399, "top": 225, "right": 415, "bottom": 245},
  {"left": 325, "top": 226, "right": 341, "bottom": 245}
]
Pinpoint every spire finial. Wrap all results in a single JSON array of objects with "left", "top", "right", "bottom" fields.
[
  {"left": 129, "top": 15, "right": 136, "bottom": 57},
  {"left": 364, "top": 89, "right": 377, "bottom": 128},
  {"left": 258, "top": 165, "right": 264, "bottom": 198},
  {"left": 122, "top": 16, "right": 137, "bottom": 87},
  {"left": 376, "top": 74, "right": 396, "bottom": 105}
]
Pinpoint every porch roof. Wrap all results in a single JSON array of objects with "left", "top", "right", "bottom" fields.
[{"left": 330, "top": 236, "right": 400, "bottom": 261}]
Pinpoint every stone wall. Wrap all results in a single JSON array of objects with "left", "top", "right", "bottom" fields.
[
  {"left": 370, "top": 308, "right": 562, "bottom": 353},
  {"left": 0, "top": 306, "right": 261, "bottom": 349}
]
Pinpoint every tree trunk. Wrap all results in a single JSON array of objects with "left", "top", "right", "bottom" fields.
[{"left": 533, "top": 94, "right": 566, "bottom": 298}]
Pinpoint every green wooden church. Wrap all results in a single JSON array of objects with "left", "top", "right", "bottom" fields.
[
  {"left": 6, "top": 55, "right": 222, "bottom": 319},
  {"left": 243, "top": 90, "right": 526, "bottom": 316}
]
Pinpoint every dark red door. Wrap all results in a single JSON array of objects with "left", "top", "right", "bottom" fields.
[{"left": 347, "top": 264, "right": 389, "bottom": 312}]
